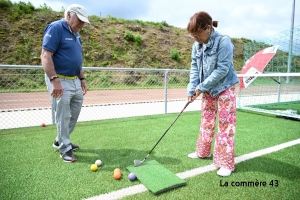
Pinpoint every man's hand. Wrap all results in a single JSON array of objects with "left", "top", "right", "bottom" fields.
[
  {"left": 51, "top": 78, "right": 63, "bottom": 98},
  {"left": 81, "top": 79, "right": 87, "bottom": 95}
]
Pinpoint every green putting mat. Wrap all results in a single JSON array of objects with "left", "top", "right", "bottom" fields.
[{"left": 127, "top": 160, "right": 186, "bottom": 195}]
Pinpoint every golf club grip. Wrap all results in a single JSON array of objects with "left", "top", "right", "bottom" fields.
[{"left": 147, "top": 101, "right": 190, "bottom": 155}]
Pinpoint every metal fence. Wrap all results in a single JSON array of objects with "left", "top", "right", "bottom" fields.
[
  {"left": 1, "top": 65, "right": 299, "bottom": 129},
  {"left": 0, "top": 65, "right": 202, "bottom": 129},
  {"left": 244, "top": 25, "right": 300, "bottom": 73}
]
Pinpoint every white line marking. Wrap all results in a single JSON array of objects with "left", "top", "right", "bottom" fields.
[{"left": 84, "top": 138, "right": 300, "bottom": 200}]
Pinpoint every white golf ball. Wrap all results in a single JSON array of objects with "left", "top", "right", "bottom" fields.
[{"left": 95, "top": 159, "right": 102, "bottom": 166}]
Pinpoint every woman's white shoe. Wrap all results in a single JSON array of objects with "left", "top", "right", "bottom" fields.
[
  {"left": 188, "top": 152, "right": 199, "bottom": 158},
  {"left": 217, "top": 167, "right": 232, "bottom": 176},
  {"left": 188, "top": 152, "right": 211, "bottom": 159}
]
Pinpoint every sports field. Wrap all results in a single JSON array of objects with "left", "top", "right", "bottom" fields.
[{"left": 0, "top": 109, "right": 299, "bottom": 199}]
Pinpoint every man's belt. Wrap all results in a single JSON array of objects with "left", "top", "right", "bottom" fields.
[{"left": 56, "top": 74, "right": 77, "bottom": 80}]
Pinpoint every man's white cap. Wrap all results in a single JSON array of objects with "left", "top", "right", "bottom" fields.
[{"left": 68, "top": 4, "right": 90, "bottom": 24}]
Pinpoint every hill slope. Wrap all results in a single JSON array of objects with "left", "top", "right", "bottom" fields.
[{"left": 0, "top": 2, "right": 249, "bottom": 71}]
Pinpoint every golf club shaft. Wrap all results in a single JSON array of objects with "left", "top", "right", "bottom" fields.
[{"left": 145, "top": 101, "right": 190, "bottom": 158}]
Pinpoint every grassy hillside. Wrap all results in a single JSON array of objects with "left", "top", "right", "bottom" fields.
[{"left": 0, "top": 0, "right": 251, "bottom": 71}]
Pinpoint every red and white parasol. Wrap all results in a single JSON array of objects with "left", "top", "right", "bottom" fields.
[{"left": 239, "top": 45, "right": 279, "bottom": 89}]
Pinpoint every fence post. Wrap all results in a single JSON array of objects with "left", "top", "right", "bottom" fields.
[
  {"left": 277, "top": 76, "right": 281, "bottom": 102},
  {"left": 164, "top": 70, "right": 169, "bottom": 114},
  {"left": 286, "top": 0, "right": 295, "bottom": 83}
]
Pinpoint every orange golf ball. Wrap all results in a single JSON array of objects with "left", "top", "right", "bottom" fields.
[
  {"left": 114, "top": 168, "right": 121, "bottom": 174},
  {"left": 114, "top": 171, "right": 122, "bottom": 180}
]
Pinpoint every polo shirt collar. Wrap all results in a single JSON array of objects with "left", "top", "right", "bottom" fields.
[{"left": 61, "top": 18, "right": 79, "bottom": 37}]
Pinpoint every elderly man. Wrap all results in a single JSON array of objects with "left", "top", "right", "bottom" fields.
[{"left": 41, "top": 4, "right": 90, "bottom": 162}]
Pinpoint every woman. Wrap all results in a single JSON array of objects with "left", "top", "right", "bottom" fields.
[{"left": 186, "top": 11, "right": 239, "bottom": 176}]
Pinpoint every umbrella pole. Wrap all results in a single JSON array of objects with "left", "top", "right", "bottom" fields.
[
  {"left": 269, "top": 76, "right": 281, "bottom": 85},
  {"left": 263, "top": 72, "right": 281, "bottom": 85}
]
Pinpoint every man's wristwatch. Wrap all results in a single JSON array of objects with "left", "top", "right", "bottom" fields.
[{"left": 50, "top": 75, "right": 58, "bottom": 82}]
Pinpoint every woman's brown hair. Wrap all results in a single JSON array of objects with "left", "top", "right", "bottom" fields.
[{"left": 187, "top": 11, "right": 218, "bottom": 33}]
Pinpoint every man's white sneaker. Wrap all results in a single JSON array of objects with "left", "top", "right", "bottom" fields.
[
  {"left": 217, "top": 167, "right": 232, "bottom": 176},
  {"left": 188, "top": 152, "right": 211, "bottom": 159}
]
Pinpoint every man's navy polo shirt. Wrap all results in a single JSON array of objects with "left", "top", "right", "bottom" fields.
[{"left": 42, "top": 19, "right": 83, "bottom": 76}]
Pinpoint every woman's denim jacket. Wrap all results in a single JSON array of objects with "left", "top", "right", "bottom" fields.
[{"left": 187, "top": 29, "right": 239, "bottom": 97}]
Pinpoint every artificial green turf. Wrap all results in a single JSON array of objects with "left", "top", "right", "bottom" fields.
[
  {"left": 123, "top": 144, "right": 300, "bottom": 200},
  {"left": 250, "top": 100, "right": 300, "bottom": 114},
  {"left": 0, "top": 110, "right": 299, "bottom": 199},
  {"left": 127, "top": 160, "right": 186, "bottom": 194}
]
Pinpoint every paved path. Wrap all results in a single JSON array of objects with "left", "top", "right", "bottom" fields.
[
  {"left": 0, "top": 88, "right": 195, "bottom": 129},
  {"left": 1, "top": 87, "right": 299, "bottom": 129},
  {"left": 0, "top": 88, "right": 187, "bottom": 110},
  {"left": 0, "top": 99, "right": 202, "bottom": 129}
]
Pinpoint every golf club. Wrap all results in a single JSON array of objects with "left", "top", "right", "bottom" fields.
[{"left": 134, "top": 101, "right": 191, "bottom": 167}]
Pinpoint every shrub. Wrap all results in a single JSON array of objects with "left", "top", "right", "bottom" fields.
[
  {"left": 38, "top": 3, "right": 52, "bottom": 11},
  {"left": 158, "top": 24, "right": 163, "bottom": 31},
  {"left": 161, "top": 21, "right": 169, "bottom": 27},
  {"left": 123, "top": 76, "right": 137, "bottom": 86},
  {"left": 145, "top": 76, "right": 162, "bottom": 86},
  {"left": 169, "top": 76, "right": 180, "bottom": 84},
  {"left": 99, "top": 74, "right": 113, "bottom": 88},
  {"left": 134, "top": 34, "right": 142, "bottom": 45},
  {"left": 170, "top": 48, "right": 180, "bottom": 61},
  {"left": 124, "top": 31, "right": 142, "bottom": 45},
  {"left": 17, "top": 2, "right": 35, "bottom": 14},
  {"left": 0, "top": 0, "right": 13, "bottom": 10},
  {"left": 124, "top": 30, "right": 135, "bottom": 42}
]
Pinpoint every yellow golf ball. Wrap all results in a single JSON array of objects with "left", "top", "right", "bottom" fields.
[{"left": 90, "top": 164, "right": 98, "bottom": 172}]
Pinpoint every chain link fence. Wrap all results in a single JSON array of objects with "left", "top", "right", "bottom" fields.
[
  {"left": 0, "top": 65, "right": 202, "bottom": 129},
  {"left": 244, "top": 25, "right": 300, "bottom": 73},
  {"left": 2, "top": 65, "right": 299, "bottom": 129}
]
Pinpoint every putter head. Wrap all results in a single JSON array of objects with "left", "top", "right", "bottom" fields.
[{"left": 134, "top": 159, "right": 143, "bottom": 167}]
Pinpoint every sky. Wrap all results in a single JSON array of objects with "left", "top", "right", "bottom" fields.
[{"left": 12, "top": 0, "right": 300, "bottom": 40}]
